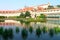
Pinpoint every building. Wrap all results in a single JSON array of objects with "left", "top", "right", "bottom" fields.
[{"left": 0, "top": 3, "right": 60, "bottom": 18}]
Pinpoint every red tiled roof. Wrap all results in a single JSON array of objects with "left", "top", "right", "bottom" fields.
[{"left": 0, "top": 4, "right": 60, "bottom": 13}]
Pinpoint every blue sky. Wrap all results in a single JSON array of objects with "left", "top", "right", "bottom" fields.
[{"left": 0, "top": 0, "right": 60, "bottom": 10}]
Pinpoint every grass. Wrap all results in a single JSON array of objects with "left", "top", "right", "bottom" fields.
[{"left": 18, "top": 18, "right": 47, "bottom": 22}]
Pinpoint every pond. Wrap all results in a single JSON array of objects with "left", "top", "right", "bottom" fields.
[{"left": 0, "top": 19, "right": 60, "bottom": 40}]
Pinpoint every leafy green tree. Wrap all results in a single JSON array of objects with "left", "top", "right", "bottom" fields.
[
  {"left": 57, "top": 5, "right": 60, "bottom": 8},
  {"left": 40, "top": 14, "right": 46, "bottom": 18},
  {"left": 40, "top": 14, "right": 46, "bottom": 22},
  {"left": 48, "top": 5, "right": 54, "bottom": 9},
  {"left": 25, "top": 11, "right": 31, "bottom": 18},
  {"left": 20, "top": 12, "right": 25, "bottom": 18}
]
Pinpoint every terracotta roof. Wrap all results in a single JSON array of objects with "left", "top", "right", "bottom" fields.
[
  {"left": 0, "top": 4, "right": 48, "bottom": 13},
  {"left": 0, "top": 4, "right": 60, "bottom": 13}
]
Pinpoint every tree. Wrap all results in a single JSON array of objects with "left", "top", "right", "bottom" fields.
[
  {"left": 48, "top": 5, "right": 54, "bottom": 9},
  {"left": 25, "top": 11, "right": 31, "bottom": 18},
  {"left": 40, "top": 14, "right": 46, "bottom": 22},
  {"left": 20, "top": 12, "right": 25, "bottom": 18},
  {"left": 57, "top": 5, "right": 60, "bottom": 8},
  {"left": 40, "top": 14, "right": 46, "bottom": 18}
]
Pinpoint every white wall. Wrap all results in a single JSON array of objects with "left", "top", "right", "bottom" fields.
[
  {"left": 0, "top": 9, "right": 60, "bottom": 18},
  {"left": 0, "top": 13, "right": 21, "bottom": 17}
]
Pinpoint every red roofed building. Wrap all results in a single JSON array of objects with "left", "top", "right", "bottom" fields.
[{"left": 0, "top": 3, "right": 60, "bottom": 18}]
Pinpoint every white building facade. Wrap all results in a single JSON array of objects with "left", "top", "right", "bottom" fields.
[{"left": 0, "top": 3, "right": 60, "bottom": 18}]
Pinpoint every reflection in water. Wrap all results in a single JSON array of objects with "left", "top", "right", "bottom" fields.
[
  {"left": 16, "top": 27, "right": 19, "bottom": 33},
  {"left": 29, "top": 26, "right": 33, "bottom": 33},
  {"left": 21, "top": 28, "right": 28, "bottom": 40},
  {"left": 0, "top": 20, "right": 60, "bottom": 40},
  {"left": 47, "top": 20, "right": 60, "bottom": 25},
  {"left": 36, "top": 27, "right": 41, "bottom": 37},
  {"left": 2, "top": 28, "right": 13, "bottom": 40},
  {"left": 0, "top": 20, "right": 59, "bottom": 28},
  {"left": 20, "top": 20, "right": 24, "bottom": 25},
  {"left": 0, "top": 25, "right": 60, "bottom": 40},
  {"left": 49, "top": 29, "right": 54, "bottom": 37}
]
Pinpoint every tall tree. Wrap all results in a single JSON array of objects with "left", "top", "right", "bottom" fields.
[
  {"left": 48, "top": 5, "right": 54, "bottom": 9},
  {"left": 40, "top": 14, "right": 46, "bottom": 22},
  {"left": 25, "top": 11, "right": 31, "bottom": 18},
  {"left": 20, "top": 12, "right": 25, "bottom": 18},
  {"left": 40, "top": 14, "right": 46, "bottom": 18},
  {"left": 57, "top": 5, "right": 60, "bottom": 8}
]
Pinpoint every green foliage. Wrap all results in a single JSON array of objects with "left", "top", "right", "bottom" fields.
[
  {"left": 0, "top": 20, "right": 5, "bottom": 22},
  {"left": 36, "top": 27, "right": 41, "bottom": 37},
  {"left": 20, "top": 20, "right": 24, "bottom": 24},
  {"left": 57, "top": 5, "right": 60, "bottom": 8},
  {"left": 0, "top": 27, "right": 3, "bottom": 35},
  {"left": 40, "top": 14, "right": 46, "bottom": 18},
  {"left": 20, "top": 12, "right": 25, "bottom": 18},
  {"left": 40, "top": 14, "right": 47, "bottom": 22},
  {"left": 54, "top": 27, "right": 60, "bottom": 34},
  {"left": 16, "top": 27, "right": 19, "bottom": 33},
  {"left": 18, "top": 11, "right": 31, "bottom": 18},
  {"left": 0, "top": 16, "right": 6, "bottom": 18},
  {"left": 2, "top": 28, "right": 13, "bottom": 39},
  {"left": 49, "top": 29, "right": 54, "bottom": 37},
  {"left": 29, "top": 26, "right": 33, "bottom": 33},
  {"left": 48, "top": 5, "right": 54, "bottom": 9},
  {"left": 21, "top": 28, "right": 28, "bottom": 39},
  {"left": 8, "top": 16, "right": 19, "bottom": 19},
  {"left": 42, "top": 27, "right": 47, "bottom": 33},
  {"left": 24, "top": 21, "right": 30, "bottom": 26},
  {"left": 25, "top": 11, "right": 31, "bottom": 18},
  {"left": 7, "top": 28, "right": 13, "bottom": 39}
]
